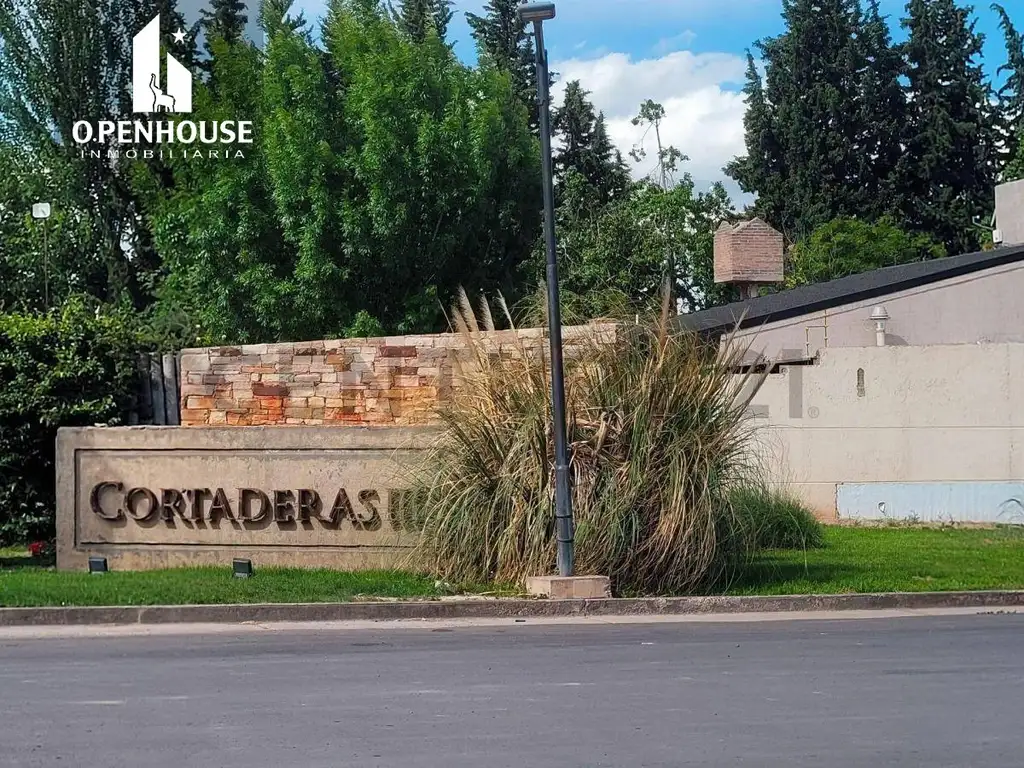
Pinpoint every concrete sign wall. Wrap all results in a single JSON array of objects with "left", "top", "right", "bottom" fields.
[{"left": 56, "top": 426, "right": 436, "bottom": 571}]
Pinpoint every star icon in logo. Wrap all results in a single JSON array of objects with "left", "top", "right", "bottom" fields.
[{"left": 172, "top": 28, "right": 187, "bottom": 45}]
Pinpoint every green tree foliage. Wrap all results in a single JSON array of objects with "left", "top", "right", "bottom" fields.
[
  {"left": 0, "top": 301, "right": 144, "bottom": 544},
  {"left": 726, "top": 0, "right": 866, "bottom": 241},
  {"left": 550, "top": 172, "right": 737, "bottom": 320},
  {"left": 994, "top": 3, "right": 1024, "bottom": 170},
  {"left": 857, "top": 0, "right": 906, "bottom": 218},
  {"left": 552, "top": 81, "right": 629, "bottom": 205},
  {"left": 786, "top": 217, "right": 947, "bottom": 287},
  {"left": 150, "top": 0, "right": 541, "bottom": 343},
  {"left": 726, "top": 54, "right": 788, "bottom": 232},
  {"left": 200, "top": 0, "right": 249, "bottom": 50},
  {"left": 728, "top": 0, "right": 1009, "bottom": 256},
  {"left": 466, "top": 0, "right": 540, "bottom": 131},
  {"left": 396, "top": 0, "right": 452, "bottom": 42},
  {"left": 1008, "top": 137, "right": 1024, "bottom": 182},
  {"left": 0, "top": 148, "right": 103, "bottom": 312},
  {"left": 0, "top": 0, "right": 198, "bottom": 309},
  {"left": 899, "top": 0, "right": 999, "bottom": 254}
]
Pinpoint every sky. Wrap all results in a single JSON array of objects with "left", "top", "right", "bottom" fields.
[{"left": 179, "top": 0, "right": 1019, "bottom": 204}]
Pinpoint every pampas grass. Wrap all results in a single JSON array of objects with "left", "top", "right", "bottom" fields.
[{"left": 409, "top": 288, "right": 771, "bottom": 595}]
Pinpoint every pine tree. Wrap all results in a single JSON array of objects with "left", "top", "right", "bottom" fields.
[
  {"left": 392, "top": 0, "right": 451, "bottom": 42},
  {"left": 430, "top": 0, "right": 453, "bottom": 40},
  {"left": 899, "top": 0, "right": 999, "bottom": 253},
  {"left": 993, "top": 3, "right": 1024, "bottom": 171},
  {"left": 725, "top": 0, "right": 865, "bottom": 241},
  {"left": 398, "top": 0, "right": 429, "bottom": 42},
  {"left": 725, "top": 53, "right": 789, "bottom": 229},
  {"left": 857, "top": 0, "right": 907, "bottom": 219},
  {"left": 591, "top": 114, "right": 630, "bottom": 201},
  {"left": 552, "top": 81, "right": 628, "bottom": 204},
  {"left": 146, "top": 0, "right": 200, "bottom": 71},
  {"left": 200, "top": 0, "right": 248, "bottom": 51},
  {"left": 466, "top": 0, "right": 539, "bottom": 131}
]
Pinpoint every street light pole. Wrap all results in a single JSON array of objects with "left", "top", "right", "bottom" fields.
[
  {"left": 32, "top": 202, "right": 52, "bottom": 310},
  {"left": 518, "top": 2, "right": 574, "bottom": 577}
]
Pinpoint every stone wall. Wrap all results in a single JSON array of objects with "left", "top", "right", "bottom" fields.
[{"left": 179, "top": 325, "right": 618, "bottom": 427}]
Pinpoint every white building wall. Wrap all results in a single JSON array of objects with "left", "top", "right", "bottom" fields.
[
  {"left": 733, "top": 261, "right": 1024, "bottom": 361},
  {"left": 747, "top": 343, "right": 1024, "bottom": 523}
]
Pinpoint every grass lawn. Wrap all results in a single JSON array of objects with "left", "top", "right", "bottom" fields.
[
  {"left": 0, "top": 558, "right": 444, "bottom": 608},
  {"left": 726, "top": 525, "right": 1024, "bottom": 595},
  {"left": 3, "top": 526, "right": 1024, "bottom": 606}
]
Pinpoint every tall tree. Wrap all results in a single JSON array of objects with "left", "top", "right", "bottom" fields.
[
  {"left": 724, "top": 53, "right": 788, "bottom": 232},
  {"left": 899, "top": 0, "right": 999, "bottom": 254},
  {"left": 200, "top": 0, "right": 249, "bottom": 50},
  {"left": 629, "top": 99, "right": 684, "bottom": 190},
  {"left": 150, "top": 0, "right": 541, "bottom": 343},
  {"left": 552, "top": 81, "right": 629, "bottom": 205},
  {"left": 397, "top": 0, "right": 452, "bottom": 42},
  {"left": 0, "top": 0, "right": 192, "bottom": 309},
  {"left": 857, "top": 0, "right": 907, "bottom": 219},
  {"left": 466, "top": 0, "right": 539, "bottom": 130},
  {"left": 726, "top": 0, "right": 867, "bottom": 241},
  {"left": 993, "top": 3, "right": 1024, "bottom": 171}
]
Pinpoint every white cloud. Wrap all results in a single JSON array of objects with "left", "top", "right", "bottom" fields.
[
  {"left": 553, "top": 50, "right": 749, "bottom": 193},
  {"left": 653, "top": 30, "right": 697, "bottom": 55}
]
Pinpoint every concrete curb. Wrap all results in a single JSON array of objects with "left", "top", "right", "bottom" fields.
[{"left": 2, "top": 590, "right": 1023, "bottom": 627}]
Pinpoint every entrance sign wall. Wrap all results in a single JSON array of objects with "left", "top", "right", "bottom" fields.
[{"left": 56, "top": 426, "right": 435, "bottom": 571}]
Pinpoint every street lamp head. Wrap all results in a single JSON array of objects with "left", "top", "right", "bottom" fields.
[{"left": 517, "top": 1, "right": 556, "bottom": 23}]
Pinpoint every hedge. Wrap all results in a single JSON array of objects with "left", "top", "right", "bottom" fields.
[{"left": 0, "top": 300, "right": 143, "bottom": 545}]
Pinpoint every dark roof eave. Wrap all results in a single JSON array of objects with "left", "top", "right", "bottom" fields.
[{"left": 677, "top": 243, "right": 1024, "bottom": 337}]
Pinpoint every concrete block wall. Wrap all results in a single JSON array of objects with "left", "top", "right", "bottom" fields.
[{"left": 179, "top": 325, "right": 618, "bottom": 427}]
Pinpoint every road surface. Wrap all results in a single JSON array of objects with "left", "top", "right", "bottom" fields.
[{"left": 1, "top": 612, "right": 1023, "bottom": 767}]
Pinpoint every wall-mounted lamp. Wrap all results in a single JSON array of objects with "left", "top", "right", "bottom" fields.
[
  {"left": 870, "top": 305, "right": 889, "bottom": 347},
  {"left": 88, "top": 556, "right": 108, "bottom": 575}
]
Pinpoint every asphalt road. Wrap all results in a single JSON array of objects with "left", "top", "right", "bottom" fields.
[{"left": 2, "top": 613, "right": 1023, "bottom": 767}]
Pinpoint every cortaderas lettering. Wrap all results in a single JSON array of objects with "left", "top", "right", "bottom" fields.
[{"left": 88, "top": 483, "right": 411, "bottom": 532}]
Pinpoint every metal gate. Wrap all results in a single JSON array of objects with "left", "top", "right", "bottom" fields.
[{"left": 129, "top": 352, "right": 181, "bottom": 426}]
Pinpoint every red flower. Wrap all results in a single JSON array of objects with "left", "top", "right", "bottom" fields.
[{"left": 28, "top": 541, "right": 51, "bottom": 558}]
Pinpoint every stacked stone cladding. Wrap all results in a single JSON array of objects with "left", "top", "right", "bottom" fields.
[{"left": 179, "top": 324, "right": 618, "bottom": 426}]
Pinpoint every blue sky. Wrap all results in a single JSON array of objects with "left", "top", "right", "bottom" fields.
[{"left": 183, "top": 0, "right": 1020, "bottom": 201}]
